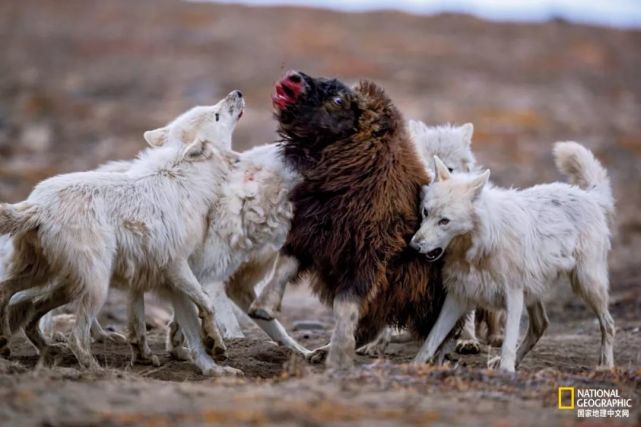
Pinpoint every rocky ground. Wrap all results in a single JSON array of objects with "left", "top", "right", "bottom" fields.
[{"left": 0, "top": 0, "right": 640, "bottom": 425}]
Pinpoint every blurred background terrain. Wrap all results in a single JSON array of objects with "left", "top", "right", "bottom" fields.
[{"left": 0, "top": 0, "right": 640, "bottom": 425}]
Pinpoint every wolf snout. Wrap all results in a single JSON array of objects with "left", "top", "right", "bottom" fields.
[
  {"left": 226, "top": 90, "right": 245, "bottom": 118},
  {"left": 226, "top": 89, "right": 243, "bottom": 100},
  {"left": 409, "top": 236, "right": 422, "bottom": 251}
]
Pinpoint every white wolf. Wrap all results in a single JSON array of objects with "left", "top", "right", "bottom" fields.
[
  {"left": 0, "top": 135, "right": 244, "bottom": 376},
  {"left": 408, "top": 121, "right": 476, "bottom": 176},
  {"left": 124, "top": 99, "right": 312, "bottom": 363},
  {"left": 410, "top": 142, "right": 615, "bottom": 372}
]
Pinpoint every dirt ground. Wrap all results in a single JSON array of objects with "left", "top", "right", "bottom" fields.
[
  {"left": 1, "top": 0, "right": 640, "bottom": 426},
  {"left": 0, "top": 286, "right": 639, "bottom": 427}
]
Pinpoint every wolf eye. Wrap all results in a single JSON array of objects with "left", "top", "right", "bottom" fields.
[
  {"left": 422, "top": 207, "right": 429, "bottom": 217},
  {"left": 448, "top": 167, "right": 453, "bottom": 173},
  {"left": 333, "top": 96, "right": 344, "bottom": 106},
  {"left": 215, "top": 113, "right": 220, "bottom": 122},
  {"left": 439, "top": 218, "right": 450, "bottom": 226}
]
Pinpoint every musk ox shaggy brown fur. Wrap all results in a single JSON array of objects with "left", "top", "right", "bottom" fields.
[{"left": 267, "top": 71, "right": 446, "bottom": 368}]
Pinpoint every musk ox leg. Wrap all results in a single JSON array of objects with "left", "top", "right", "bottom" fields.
[
  {"left": 455, "top": 310, "right": 481, "bottom": 355},
  {"left": 248, "top": 254, "right": 298, "bottom": 321},
  {"left": 414, "top": 294, "right": 467, "bottom": 364},
  {"left": 326, "top": 298, "right": 360, "bottom": 370}
]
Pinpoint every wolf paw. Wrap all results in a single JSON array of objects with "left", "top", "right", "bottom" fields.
[
  {"left": 94, "top": 331, "right": 128, "bottom": 345},
  {"left": 487, "top": 356, "right": 515, "bottom": 373},
  {"left": 204, "top": 336, "right": 228, "bottom": 362},
  {"left": 356, "top": 341, "right": 387, "bottom": 357},
  {"left": 595, "top": 363, "right": 614, "bottom": 372},
  {"left": 487, "top": 356, "right": 501, "bottom": 370},
  {"left": 132, "top": 351, "right": 161, "bottom": 367},
  {"left": 38, "top": 343, "right": 68, "bottom": 367},
  {"left": 170, "top": 345, "right": 191, "bottom": 362},
  {"left": 203, "top": 365, "right": 244, "bottom": 377},
  {"left": 247, "top": 305, "right": 277, "bottom": 321},
  {"left": 455, "top": 339, "right": 481, "bottom": 355},
  {"left": 306, "top": 346, "right": 329, "bottom": 365}
]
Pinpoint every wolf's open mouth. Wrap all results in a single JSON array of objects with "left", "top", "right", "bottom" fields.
[
  {"left": 272, "top": 71, "right": 305, "bottom": 110},
  {"left": 425, "top": 247, "right": 443, "bottom": 262}
]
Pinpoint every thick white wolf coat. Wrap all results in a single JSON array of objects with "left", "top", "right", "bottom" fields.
[
  {"left": 0, "top": 137, "right": 243, "bottom": 376},
  {"left": 411, "top": 142, "right": 616, "bottom": 372},
  {"left": 129, "top": 97, "right": 311, "bottom": 363}
]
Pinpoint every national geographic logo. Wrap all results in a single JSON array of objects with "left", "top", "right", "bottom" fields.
[
  {"left": 558, "top": 387, "right": 575, "bottom": 410},
  {"left": 558, "top": 386, "right": 633, "bottom": 419}
]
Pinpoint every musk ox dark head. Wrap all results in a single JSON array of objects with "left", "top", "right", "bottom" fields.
[{"left": 272, "top": 70, "right": 401, "bottom": 147}]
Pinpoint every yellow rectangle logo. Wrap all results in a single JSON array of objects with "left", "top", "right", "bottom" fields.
[{"left": 558, "top": 387, "right": 575, "bottom": 410}]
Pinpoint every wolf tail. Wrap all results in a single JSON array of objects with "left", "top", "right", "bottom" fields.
[
  {"left": 554, "top": 141, "right": 614, "bottom": 222},
  {"left": 0, "top": 202, "right": 39, "bottom": 235}
]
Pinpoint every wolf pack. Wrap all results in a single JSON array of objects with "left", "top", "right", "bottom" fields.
[{"left": 0, "top": 71, "right": 615, "bottom": 376}]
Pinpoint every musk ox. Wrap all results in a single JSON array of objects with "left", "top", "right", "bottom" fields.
[{"left": 265, "top": 71, "right": 447, "bottom": 369}]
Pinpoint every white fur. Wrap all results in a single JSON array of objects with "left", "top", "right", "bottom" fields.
[
  {"left": 411, "top": 142, "right": 616, "bottom": 372},
  {"left": 0, "top": 139, "right": 243, "bottom": 375},
  {"left": 136, "top": 99, "right": 311, "bottom": 359},
  {"left": 409, "top": 121, "right": 476, "bottom": 176}
]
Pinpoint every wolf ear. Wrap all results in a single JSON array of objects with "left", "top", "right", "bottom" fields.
[
  {"left": 182, "top": 139, "right": 212, "bottom": 162},
  {"left": 467, "top": 169, "right": 490, "bottom": 200},
  {"left": 433, "top": 156, "right": 451, "bottom": 182},
  {"left": 144, "top": 127, "right": 169, "bottom": 147},
  {"left": 461, "top": 123, "right": 474, "bottom": 145}
]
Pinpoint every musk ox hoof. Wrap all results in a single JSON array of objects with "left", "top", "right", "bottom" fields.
[{"left": 455, "top": 339, "right": 481, "bottom": 355}]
